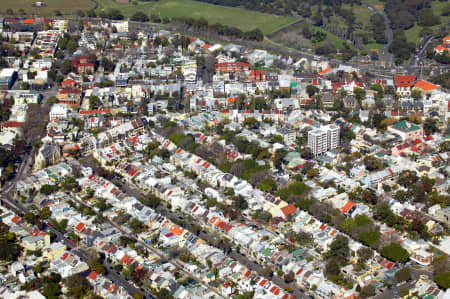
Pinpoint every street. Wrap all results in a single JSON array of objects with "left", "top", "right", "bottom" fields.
[
  {"left": 81, "top": 155, "right": 310, "bottom": 298},
  {"left": 362, "top": 1, "right": 394, "bottom": 66}
]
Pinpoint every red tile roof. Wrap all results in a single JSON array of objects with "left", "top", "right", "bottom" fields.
[
  {"left": 1, "top": 121, "right": 24, "bottom": 128},
  {"left": 11, "top": 216, "right": 22, "bottom": 224},
  {"left": 340, "top": 201, "right": 356, "bottom": 213},
  {"left": 79, "top": 109, "right": 111, "bottom": 115},
  {"left": 215, "top": 62, "right": 249, "bottom": 68},
  {"left": 280, "top": 204, "right": 297, "bottom": 217},
  {"left": 319, "top": 67, "right": 332, "bottom": 75},
  {"left": 270, "top": 286, "right": 280, "bottom": 295},
  {"left": 88, "top": 271, "right": 98, "bottom": 280},
  {"left": 61, "top": 252, "right": 69, "bottom": 261},
  {"left": 394, "top": 75, "right": 416, "bottom": 87},
  {"left": 61, "top": 78, "right": 76, "bottom": 85},
  {"left": 169, "top": 225, "right": 184, "bottom": 236},
  {"left": 75, "top": 222, "right": 85, "bottom": 232},
  {"left": 415, "top": 80, "right": 439, "bottom": 91},
  {"left": 435, "top": 45, "right": 447, "bottom": 52}
]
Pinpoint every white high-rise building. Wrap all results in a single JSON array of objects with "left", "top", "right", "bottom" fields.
[{"left": 308, "top": 124, "right": 340, "bottom": 156}]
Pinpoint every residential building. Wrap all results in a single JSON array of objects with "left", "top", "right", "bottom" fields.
[
  {"left": 308, "top": 125, "right": 340, "bottom": 156},
  {"left": 388, "top": 120, "right": 423, "bottom": 141},
  {"left": 276, "top": 128, "right": 296, "bottom": 144},
  {"left": 394, "top": 75, "right": 416, "bottom": 96},
  {"left": 215, "top": 62, "right": 249, "bottom": 73},
  {"left": 413, "top": 80, "right": 440, "bottom": 95},
  {"left": 22, "top": 233, "right": 51, "bottom": 251},
  {"left": 49, "top": 104, "right": 72, "bottom": 120}
]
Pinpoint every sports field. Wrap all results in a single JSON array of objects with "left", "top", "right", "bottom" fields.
[
  {"left": 0, "top": 0, "right": 95, "bottom": 15},
  {"left": 96, "top": 0, "right": 297, "bottom": 34}
]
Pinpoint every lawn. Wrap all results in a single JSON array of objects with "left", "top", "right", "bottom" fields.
[
  {"left": 0, "top": 0, "right": 95, "bottom": 15},
  {"left": 96, "top": 0, "right": 297, "bottom": 35},
  {"left": 365, "top": 42, "right": 383, "bottom": 52}
]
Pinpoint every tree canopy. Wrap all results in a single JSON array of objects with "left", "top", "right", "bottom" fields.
[{"left": 381, "top": 243, "right": 410, "bottom": 263}]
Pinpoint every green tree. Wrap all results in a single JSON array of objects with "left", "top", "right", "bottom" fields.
[
  {"left": 64, "top": 275, "right": 92, "bottom": 298},
  {"left": 60, "top": 59, "right": 75, "bottom": 75},
  {"left": 262, "top": 266, "right": 273, "bottom": 278},
  {"left": 89, "top": 95, "right": 102, "bottom": 110},
  {"left": 39, "top": 207, "right": 52, "bottom": 219},
  {"left": 61, "top": 176, "right": 80, "bottom": 192},
  {"left": 434, "top": 272, "right": 450, "bottom": 289},
  {"left": 133, "top": 292, "right": 144, "bottom": 299},
  {"left": 423, "top": 118, "right": 439, "bottom": 135},
  {"left": 326, "top": 259, "right": 341, "bottom": 276},
  {"left": 88, "top": 260, "right": 106, "bottom": 275},
  {"left": 129, "top": 218, "right": 146, "bottom": 233},
  {"left": 411, "top": 89, "right": 422, "bottom": 101},
  {"left": 276, "top": 181, "right": 309, "bottom": 201},
  {"left": 395, "top": 267, "right": 411, "bottom": 283},
  {"left": 131, "top": 12, "right": 149, "bottom": 22},
  {"left": 306, "top": 85, "right": 319, "bottom": 97},
  {"left": 326, "top": 235, "right": 350, "bottom": 262},
  {"left": 25, "top": 212, "right": 37, "bottom": 224},
  {"left": 354, "top": 88, "right": 366, "bottom": 102},
  {"left": 360, "top": 284, "right": 375, "bottom": 298},
  {"left": 253, "top": 211, "right": 272, "bottom": 224},
  {"left": 359, "top": 231, "right": 380, "bottom": 247},
  {"left": 243, "top": 117, "right": 258, "bottom": 129},
  {"left": 40, "top": 184, "right": 59, "bottom": 195},
  {"left": 42, "top": 282, "right": 62, "bottom": 298},
  {"left": 34, "top": 264, "right": 43, "bottom": 273},
  {"left": 258, "top": 178, "right": 277, "bottom": 192},
  {"left": 418, "top": 8, "right": 440, "bottom": 27},
  {"left": 284, "top": 271, "right": 295, "bottom": 283},
  {"left": 381, "top": 243, "right": 410, "bottom": 263},
  {"left": 306, "top": 168, "right": 319, "bottom": 179}
]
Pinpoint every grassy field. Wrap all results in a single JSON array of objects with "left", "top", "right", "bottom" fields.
[
  {"left": 0, "top": 0, "right": 95, "bottom": 15},
  {"left": 313, "top": 26, "right": 357, "bottom": 51},
  {"left": 95, "top": 0, "right": 155, "bottom": 16},
  {"left": 343, "top": 4, "right": 373, "bottom": 29},
  {"left": 272, "top": 22, "right": 357, "bottom": 53},
  {"left": 405, "top": 1, "right": 450, "bottom": 44},
  {"left": 405, "top": 24, "right": 423, "bottom": 45},
  {"left": 96, "top": 0, "right": 297, "bottom": 34},
  {"left": 364, "top": 0, "right": 384, "bottom": 10}
]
